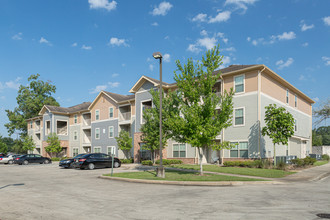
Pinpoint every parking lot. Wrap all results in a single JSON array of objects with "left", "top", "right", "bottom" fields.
[{"left": 1, "top": 162, "right": 330, "bottom": 220}]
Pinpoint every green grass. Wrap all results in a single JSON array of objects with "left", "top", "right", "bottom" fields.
[
  {"left": 169, "top": 164, "right": 295, "bottom": 178},
  {"left": 104, "top": 170, "right": 265, "bottom": 181},
  {"left": 314, "top": 160, "right": 329, "bottom": 166}
]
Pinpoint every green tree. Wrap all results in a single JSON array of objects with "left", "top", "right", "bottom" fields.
[
  {"left": 313, "top": 126, "right": 330, "bottom": 146},
  {"left": 115, "top": 130, "right": 133, "bottom": 158},
  {"left": 140, "top": 89, "right": 180, "bottom": 163},
  {"left": 45, "top": 133, "right": 62, "bottom": 158},
  {"left": 312, "top": 130, "right": 323, "bottom": 146},
  {"left": 1, "top": 137, "right": 15, "bottom": 152},
  {"left": 22, "top": 135, "right": 36, "bottom": 153},
  {"left": 313, "top": 99, "right": 329, "bottom": 126},
  {"left": 5, "top": 74, "right": 59, "bottom": 138},
  {"left": 262, "top": 104, "right": 294, "bottom": 166},
  {"left": 11, "top": 139, "right": 26, "bottom": 154},
  {"left": 170, "top": 45, "right": 234, "bottom": 175},
  {"left": 0, "top": 137, "right": 8, "bottom": 154}
]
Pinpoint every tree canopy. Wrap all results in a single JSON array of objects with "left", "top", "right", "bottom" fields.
[
  {"left": 313, "top": 99, "right": 329, "bottom": 126},
  {"left": 312, "top": 126, "right": 330, "bottom": 146},
  {"left": 45, "top": 133, "right": 62, "bottom": 157},
  {"left": 115, "top": 130, "right": 133, "bottom": 158}
]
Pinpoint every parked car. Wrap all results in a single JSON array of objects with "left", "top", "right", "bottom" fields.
[
  {"left": 59, "top": 154, "right": 86, "bottom": 168},
  {"left": 0, "top": 155, "right": 19, "bottom": 164},
  {"left": 14, "top": 154, "right": 52, "bottom": 165},
  {"left": 73, "top": 153, "right": 121, "bottom": 170}
]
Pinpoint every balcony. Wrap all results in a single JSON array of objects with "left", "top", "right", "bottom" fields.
[
  {"left": 82, "top": 113, "right": 91, "bottom": 129},
  {"left": 119, "top": 105, "right": 132, "bottom": 125},
  {"left": 82, "top": 130, "right": 91, "bottom": 146}
]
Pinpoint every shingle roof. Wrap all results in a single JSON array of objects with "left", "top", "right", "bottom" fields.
[
  {"left": 103, "top": 91, "right": 135, "bottom": 102},
  {"left": 45, "top": 102, "right": 91, "bottom": 114},
  {"left": 214, "top": 64, "right": 258, "bottom": 75}
]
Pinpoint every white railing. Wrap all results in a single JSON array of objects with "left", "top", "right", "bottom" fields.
[{"left": 119, "top": 112, "right": 131, "bottom": 121}]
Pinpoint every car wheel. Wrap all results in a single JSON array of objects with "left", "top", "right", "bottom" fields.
[
  {"left": 44, "top": 159, "right": 49, "bottom": 164},
  {"left": 8, "top": 160, "right": 13, "bottom": 165},
  {"left": 23, "top": 160, "right": 29, "bottom": 165},
  {"left": 114, "top": 161, "right": 120, "bottom": 168},
  {"left": 88, "top": 163, "right": 95, "bottom": 170}
]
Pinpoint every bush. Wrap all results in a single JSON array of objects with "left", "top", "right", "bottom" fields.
[
  {"left": 322, "top": 154, "right": 330, "bottom": 161},
  {"left": 121, "top": 158, "right": 134, "bottom": 164},
  {"left": 155, "top": 159, "right": 183, "bottom": 165},
  {"left": 141, "top": 160, "right": 153, "bottom": 166},
  {"left": 291, "top": 156, "right": 316, "bottom": 167},
  {"left": 51, "top": 157, "right": 71, "bottom": 161},
  {"left": 276, "top": 161, "right": 287, "bottom": 170},
  {"left": 223, "top": 160, "right": 256, "bottom": 168}
]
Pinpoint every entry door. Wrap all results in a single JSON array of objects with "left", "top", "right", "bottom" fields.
[{"left": 301, "top": 141, "right": 307, "bottom": 158}]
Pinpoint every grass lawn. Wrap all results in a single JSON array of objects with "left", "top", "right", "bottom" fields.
[
  {"left": 169, "top": 164, "right": 295, "bottom": 178},
  {"left": 314, "top": 160, "right": 329, "bottom": 166},
  {"left": 104, "top": 170, "right": 265, "bottom": 181}
]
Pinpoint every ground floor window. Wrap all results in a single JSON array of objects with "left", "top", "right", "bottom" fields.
[
  {"left": 94, "top": 147, "right": 101, "bottom": 153},
  {"left": 230, "top": 142, "right": 248, "bottom": 158},
  {"left": 73, "top": 148, "right": 79, "bottom": 157},
  {"left": 173, "top": 143, "right": 186, "bottom": 158},
  {"left": 107, "top": 146, "right": 116, "bottom": 156}
]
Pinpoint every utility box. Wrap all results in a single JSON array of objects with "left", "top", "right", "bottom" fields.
[
  {"left": 276, "top": 156, "right": 297, "bottom": 164},
  {"left": 309, "top": 154, "right": 322, "bottom": 160}
]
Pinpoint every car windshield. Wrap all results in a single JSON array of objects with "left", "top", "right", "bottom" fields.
[{"left": 73, "top": 154, "right": 85, "bottom": 159}]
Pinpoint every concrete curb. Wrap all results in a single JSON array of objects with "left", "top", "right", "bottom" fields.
[
  {"left": 99, "top": 175, "right": 284, "bottom": 186},
  {"left": 309, "top": 171, "right": 330, "bottom": 182}
]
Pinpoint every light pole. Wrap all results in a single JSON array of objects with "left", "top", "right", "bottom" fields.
[{"left": 153, "top": 52, "right": 165, "bottom": 178}]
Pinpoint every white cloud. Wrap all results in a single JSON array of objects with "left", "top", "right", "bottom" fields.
[
  {"left": 151, "top": 1, "right": 173, "bottom": 16},
  {"left": 197, "top": 37, "right": 217, "bottom": 50},
  {"left": 12, "top": 33, "right": 22, "bottom": 40},
  {"left": 302, "top": 42, "right": 309, "bottom": 47},
  {"left": 249, "top": 31, "right": 296, "bottom": 46},
  {"left": 151, "top": 22, "right": 159, "bottom": 26},
  {"left": 108, "top": 82, "right": 120, "bottom": 88},
  {"left": 90, "top": 85, "right": 107, "bottom": 94},
  {"left": 112, "top": 73, "right": 119, "bottom": 77},
  {"left": 81, "top": 45, "right": 92, "bottom": 50},
  {"left": 208, "top": 11, "right": 231, "bottom": 23},
  {"left": 277, "top": 31, "right": 296, "bottom": 40},
  {"left": 299, "top": 75, "right": 306, "bottom": 81},
  {"left": 313, "top": 97, "right": 319, "bottom": 102},
  {"left": 149, "top": 64, "right": 154, "bottom": 71},
  {"left": 192, "top": 13, "right": 207, "bottom": 22},
  {"left": 200, "top": 30, "right": 208, "bottom": 36},
  {"left": 300, "top": 20, "right": 314, "bottom": 31},
  {"left": 276, "top": 57, "right": 294, "bottom": 69},
  {"left": 39, "top": 37, "right": 52, "bottom": 46},
  {"left": 109, "top": 37, "right": 129, "bottom": 47},
  {"left": 187, "top": 44, "right": 201, "bottom": 53},
  {"left": 188, "top": 32, "right": 231, "bottom": 53},
  {"left": 88, "top": 0, "right": 117, "bottom": 11},
  {"left": 223, "top": 47, "right": 236, "bottom": 52},
  {"left": 323, "top": 16, "right": 330, "bottom": 26},
  {"left": 164, "top": 36, "right": 169, "bottom": 40},
  {"left": 252, "top": 39, "right": 258, "bottom": 46},
  {"left": 225, "top": 0, "right": 258, "bottom": 12},
  {"left": 163, "top": 53, "right": 170, "bottom": 62},
  {"left": 1, "top": 77, "right": 22, "bottom": 90},
  {"left": 71, "top": 42, "right": 77, "bottom": 47},
  {"left": 322, "top": 56, "right": 330, "bottom": 66},
  {"left": 247, "top": 37, "right": 251, "bottom": 42},
  {"left": 220, "top": 56, "right": 231, "bottom": 67}
]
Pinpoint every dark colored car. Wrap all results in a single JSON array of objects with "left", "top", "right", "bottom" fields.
[
  {"left": 73, "top": 153, "right": 121, "bottom": 170},
  {"left": 14, "top": 154, "right": 52, "bottom": 165},
  {"left": 59, "top": 154, "right": 86, "bottom": 168}
]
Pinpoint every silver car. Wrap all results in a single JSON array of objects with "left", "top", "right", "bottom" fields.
[{"left": 0, "top": 155, "right": 17, "bottom": 164}]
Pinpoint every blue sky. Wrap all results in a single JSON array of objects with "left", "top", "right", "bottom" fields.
[{"left": 0, "top": 0, "right": 329, "bottom": 137}]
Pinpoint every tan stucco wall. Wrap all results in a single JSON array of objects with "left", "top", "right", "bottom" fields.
[
  {"left": 90, "top": 94, "right": 118, "bottom": 121},
  {"left": 223, "top": 70, "right": 258, "bottom": 93}
]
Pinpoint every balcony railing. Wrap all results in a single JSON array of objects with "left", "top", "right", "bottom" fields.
[{"left": 119, "top": 112, "right": 131, "bottom": 121}]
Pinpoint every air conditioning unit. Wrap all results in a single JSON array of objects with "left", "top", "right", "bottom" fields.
[{"left": 276, "top": 156, "right": 297, "bottom": 164}]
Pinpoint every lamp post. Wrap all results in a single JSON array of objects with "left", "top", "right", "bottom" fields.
[{"left": 153, "top": 52, "right": 165, "bottom": 178}]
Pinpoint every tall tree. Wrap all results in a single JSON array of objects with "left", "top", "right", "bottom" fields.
[
  {"left": 22, "top": 135, "right": 36, "bottom": 153},
  {"left": 170, "top": 45, "right": 234, "bottom": 175},
  {"left": 1, "top": 137, "right": 15, "bottom": 152},
  {"left": 313, "top": 99, "right": 330, "bottom": 126},
  {"left": 115, "top": 130, "right": 133, "bottom": 159},
  {"left": 0, "top": 137, "right": 8, "bottom": 154},
  {"left": 262, "top": 104, "right": 294, "bottom": 166},
  {"left": 5, "top": 74, "right": 59, "bottom": 137},
  {"left": 45, "top": 133, "right": 62, "bottom": 158},
  {"left": 140, "top": 89, "right": 180, "bottom": 163}
]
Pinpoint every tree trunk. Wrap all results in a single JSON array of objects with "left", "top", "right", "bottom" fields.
[
  {"left": 273, "top": 143, "right": 276, "bottom": 167},
  {"left": 198, "top": 147, "right": 203, "bottom": 175}
]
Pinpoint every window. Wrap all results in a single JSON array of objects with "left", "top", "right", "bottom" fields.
[
  {"left": 295, "top": 95, "right": 297, "bottom": 107},
  {"left": 109, "top": 107, "right": 114, "bottom": 119},
  {"left": 234, "top": 75, "right": 244, "bottom": 93},
  {"left": 46, "top": 121, "right": 50, "bottom": 135},
  {"left": 294, "top": 119, "right": 297, "bottom": 132},
  {"left": 73, "top": 148, "right": 79, "bottom": 157},
  {"left": 56, "top": 120, "right": 68, "bottom": 136},
  {"left": 173, "top": 144, "right": 186, "bottom": 158},
  {"left": 234, "top": 108, "right": 244, "bottom": 126},
  {"left": 94, "top": 147, "right": 101, "bottom": 153},
  {"left": 286, "top": 89, "right": 289, "bottom": 104},
  {"left": 95, "top": 128, "right": 100, "bottom": 139},
  {"left": 30, "top": 121, "right": 33, "bottom": 129},
  {"left": 95, "top": 110, "right": 100, "bottom": 120},
  {"left": 230, "top": 142, "right": 248, "bottom": 158},
  {"left": 74, "top": 114, "right": 78, "bottom": 124},
  {"left": 74, "top": 131, "right": 78, "bottom": 141},
  {"left": 141, "top": 100, "right": 152, "bottom": 124},
  {"left": 107, "top": 146, "right": 115, "bottom": 155},
  {"left": 109, "top": 126, "right": 114, "bottom": 138}
]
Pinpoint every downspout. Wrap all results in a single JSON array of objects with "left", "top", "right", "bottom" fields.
[
  {"left": 220, "top": 75, "right": 225, "bottom": 165},
  {"left": 258, "top": 66, "right": 266, "bottom": 159}
]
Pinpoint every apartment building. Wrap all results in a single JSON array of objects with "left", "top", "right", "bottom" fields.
[{"left": 27, "top": 64, "right": 314, "bottom": 163}]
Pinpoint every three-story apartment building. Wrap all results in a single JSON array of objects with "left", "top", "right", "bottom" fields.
[{"left": 27, "top": 64, "right": 314, "bottom": 163}]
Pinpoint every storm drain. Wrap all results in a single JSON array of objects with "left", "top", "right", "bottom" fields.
[{"left": 317, "top": 213, "right": 330, "bottom": 219}]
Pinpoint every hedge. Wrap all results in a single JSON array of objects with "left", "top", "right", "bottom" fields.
[
  {"left": 155, "top": 159, "right": 183, "bottom": 165},
  {"left": 121, "top": 158, "right": 134, "bottom": 164}
]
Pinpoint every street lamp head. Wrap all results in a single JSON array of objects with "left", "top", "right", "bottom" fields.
[{"left": 152, "top": 52, "right": 162, "bottom": 59}]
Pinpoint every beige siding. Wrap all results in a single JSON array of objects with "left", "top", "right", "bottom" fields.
[
  {"left": 223, "top": 70, "right": 258, "bottom": 93},
  {"left": 69, "top": 113, "right": 81, "bottom": 125},
  {"left": 90, "top": 94, "right": 118, "bottom": 121}
]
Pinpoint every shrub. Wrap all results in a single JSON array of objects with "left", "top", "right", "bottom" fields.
[
  {"left": 291, "top": 157, "right": 316, "bottom": 167},
  {"left": 276, "top": 161, "right": 287, "bottom": 170},
  {"left": 303, "top": 156, "right": 316, "bottom": 165},
  {"left": 121, "top": 158, "right": 134, "bottom": 164},
  {"left": 141, "top": 160, "right": 153, "bottom": 166},
  {"left": 155, "top": 159, "right": 183, "bottom": 165},
  {"left": 223, "top": 160, "right": 256, "bottom": 168},
  {"left": 51, "top": 157, "right": 71, "bottom": 161},
  {"left": 322, "top": 154, "right": 330, "bottom": 161}
]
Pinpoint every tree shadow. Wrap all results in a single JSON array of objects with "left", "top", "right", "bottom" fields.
[{"left": 249, "top": 122, "right": 266, "bottom": 158}]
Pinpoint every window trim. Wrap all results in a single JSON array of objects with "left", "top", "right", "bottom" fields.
[
  {"left": 95, "top": 128, "right": 100, "bottom": 139},
  {"left": 294, "top": 94, "right": 298, "bottom": 108},
  {"left": 233, "top": 107, "right": 245, "bottom": 127},
  {"left": 294, "top": 119, "right": 298, "bottom": 132},
  {"left": 109, "top": 107, "right": 114, "bottom": 119},
  {"left": 286, "top": 89, "right": 289, "bottom": 104},
  {"left": 172, "top": 143, "right": 187, "bottom": 158},
  {"left": 234, "top": 74, "right": 245, "bottom": 94},
  {"left": 229, "top": 141, "right": 249, "bottom": 158},
  {"left": 95, "top": 109, "right": 100, "bottom": 121},
  {"left": 107, "top": 146, "right": 116, "bottom": 156},
  {"left": 108, "top": 126, "right": 114, "bottom": 138},
  {"left": 45, "top": 120, "right": 51, "bottom": 135},
  {"left": 140, "top": 99, "right": 152, "bottom": 125},
  {"left": 73, "top": 131, "right": 78, "bottom": 141},
  {"left": 73, "top": 148, "right": 79, "bottom": 157},
  {"left": 93, "top": 146, "right": 101, "bottom": 153},
  {"left": 74, "top": 114, "right": 78, "bottom": 124},
  {"left": 56, "top": 119, "right": 68, "bottom": 136}
]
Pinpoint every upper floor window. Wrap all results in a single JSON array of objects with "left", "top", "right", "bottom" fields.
[
  {"left": 95, "top": 128, "right": 100, "bottom": 139},
  {"left": 109, "top": 107, "right": 114, "bottom": 119},
  {"left": 95, "top": 110, "right": 100, "bottom": 120},
  {"left": 141, "top": 100, "right": 152, "bottom": 124},
  {"left": 286, "top": 89, "right": 289, "bottom": 104},
  {"left": 30, "top": 121, "right": 33, "bottom": 129},
  {"left": 109, "top": 126, "right": 114, "bottom": 138},
  {"left": 294, "top": 119, "right": 297, "bottom": 132},
  {"left": 234, "top": 75, "right": 244, "bottom": 93},
  {"left": 295, "top": 95, "right": 297, "bottom": 107},
  {"left": 74, "top": 114, "right": 78, "bottom": 124},
  {"left": 74, "top": 131, "right": 78, "bottom": 141},
  {"left": 234, "top": 108, "right": 244, "bottom": 126}
]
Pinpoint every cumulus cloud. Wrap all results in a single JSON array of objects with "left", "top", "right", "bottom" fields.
[
  {"left": 39, "top": 37, "right": 52, "bottom": 46},
  {"left": 192, "top": 13, "right": 207, "bottom": 22},
  {"left": 90, "top": 85, "right": 107, "bottom": 94},
  {"left": 151, "top": 1, "right": 173, "bottom": 16},
  {"left": 277, "top": 31, "right": 296, "bottom": 40},
  {"left": 276, "top": 58, "right": 294, "bottom": 69},
  {"left": 247, "top": 37, "right": 251, "bottom": 42},
  {"left": 88, "top": 0, "right": 117, "bottom": 11},
  {"left": 187, "top": 32, "right": 231, "bottom": 53},
  {"left": 300, "top": 20, "right": 314, "bottom": 31},
  {"left": 322, "top": 56, "right": 330, "bottom": 66},
  {"left": 149, "top": 64, "right": 154, "bottom": 71},
  {"left": 220, "top": 56, "right": 231, "bottom": 67},
  {"left": 224, "top": 0, "right": 258, "bottom": 12},
  {"left": 108, "top": 82, "right": 120, "bottom": 88},
  {"left": 209, "top": 11, "right": 231, "bottom": 23},
  {"left": 109, "top": 37, "right": 129, "bottom": 47},
  {"left": 323, "top": 16, "right": 330, "bottom": 26},
  {"left": 12, "top": 33, "right": 22, "bottom": 40},
  {"left": 299, "top": 75, "right": 306, "bottom": 81},
  {"left": 163, "top": 53, "right": 170, "bottom": 62},
  {"left": 200, "top": 30, "right": 208, "bottom": 36},
  {"left": 81, "top": 45, "right": 92, "bottom": 50},
  {"left": 187, "top": 44, "right": 201, "bottom": 53},
  {"left": 151, "top": 22, "right": 159, "bottom": 26},
  {"left": 249, "top": 31, "right": 296, "bottom": 46},
  {"left": 302, "top": 42, "right": 309, "bottom": 47},
  {"left": 0, "top": 77, "right": 22, "bottom": 91},
  {"left": 112, "top": 73, "right": 119, "bottom": 77},
  {"left": 71, "top": 42, "right": 78, "bottom": 47}
]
